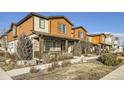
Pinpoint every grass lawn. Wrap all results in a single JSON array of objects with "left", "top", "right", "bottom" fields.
[{"left": 13, "top": 62, "right": 114, "bottom": 80}]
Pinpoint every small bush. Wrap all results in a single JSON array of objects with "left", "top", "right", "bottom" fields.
[
  {"left": 2, "top": 62, "right": 16, "bottom": 71},
  {"left": 42, "top": 53, "right": 73, "bottom": 63},
  {"left": 61, "top": 61, "right": 71, "bottom": 67},
  {"left": 0, "top": 49, "right": 18, "bottom": 61},
  {"left": 121, "top": 52, "right": 124, "bottom": 57},
  {"left": 98, "top": 53, "right": 121, "bottom": 66},
  {"left": 30, "top": 67, "right": 40, "bottom": 73},
  {"left": 47, "top": 62, "right": 60, "bottom": 72},
  {"left": 57, "top": 53, "right": 73, "bottom": 60},
  {"left": 42, "top": 53, "right": 58, "bottom": 63},
  {"left": 9, "top": 53, "right": 18, "bottom": 60}
]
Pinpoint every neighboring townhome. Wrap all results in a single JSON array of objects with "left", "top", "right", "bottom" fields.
[
  {"left": 104, "top": 34, "right": 113, "bottom": 51},
  {"left": 72, "top": 26, "right": 88, "bottom": 54},
  {"left": 88, "top": 33, "right": 107, "bottom": 54},
  {"left": 6, "top": 13, "right": 88, "bottom": 59},
  {"left": 112, "top": 36, "right": 120, "bottom": 52}
]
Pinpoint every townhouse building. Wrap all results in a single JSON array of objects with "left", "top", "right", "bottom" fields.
[
  {"left": 6, "top": 13, "right": 88, "bottom": 59},
  {"left": 88, "top": 33, "right": 111, "bottom": 54},
  {"left": 5, "top": 12, "right": 121, "bottom": 59}
]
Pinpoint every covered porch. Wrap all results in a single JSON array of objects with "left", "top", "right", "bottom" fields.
[
  {"left": 32, "top": 31, "right": 78, "bottom": 59},
  {"left": 100, "top": 43, "right": 112, "bottom": 53}
]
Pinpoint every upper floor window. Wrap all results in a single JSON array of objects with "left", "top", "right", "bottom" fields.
[
  {"left": 39, "top": 19, "right": 45, "bottom": 29},
  {"left": 58, "top": 23, "right": 66, "bottom": 33},
  {"left": 78, "top": 31, "right": 83, "bottom": 38}
]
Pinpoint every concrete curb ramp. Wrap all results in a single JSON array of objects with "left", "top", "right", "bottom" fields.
[
  {"left": 0, "top": 67, "right": 12, "bottom": 80},
  {"left": 101, "top": 65, "right": 124, "bottom": 80}
]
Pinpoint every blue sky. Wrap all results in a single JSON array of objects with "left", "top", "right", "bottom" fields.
[{"left": 0, "top": 12, "right": 124, "bottom": 43}]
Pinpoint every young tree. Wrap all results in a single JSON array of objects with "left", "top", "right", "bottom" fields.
[
  {"left": 73, "top": 41, "right": 82, "bottom": 56},
  {"left": 17, "top": 34, "right": 33, "bottom": 60}
]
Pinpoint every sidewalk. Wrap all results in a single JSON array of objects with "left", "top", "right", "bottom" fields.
[
  {"left": 0, "top": 67, "right": 12, "bottom": 80},
  {"left": 101, "top": 65, "right": 124, "bottom": 80}
]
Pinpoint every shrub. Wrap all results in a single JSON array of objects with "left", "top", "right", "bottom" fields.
[
  {"left": 42, "top": 53, "right": 73, "bottom": 63},
  {"left": 9, "top": 53, "right": 19, "bottom": 60},
  {"left": 98, "top": 53, "right": 121, "bottom": 66},
  {"left": 0, "top": 50, "right": 15, "bottom": 60},
  {"left": 47, "top": 62, "right": 60, "bottom": 72},
  {"left": 2, "top": 62, "right": 16, "bottom": 71},
  {"left": 42, "top": 53, "right": 57, "bottom": 63},
  {"left": 61, "top": 61, "right": 71, "bottom": 67},
  {"left": 30, "top": 67, "right": 40, "bottom": 73},
  {"left": 57, "top": 53, "right": 73, "bottom": 60},
  {"left": 121, "top": 52, "right": 124, "bottom": 56},
  {"left": 73, "top": 41, "right": 82, "bottom": 56}
]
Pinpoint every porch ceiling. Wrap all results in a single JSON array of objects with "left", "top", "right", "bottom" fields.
[
  {"left": 100, "top": 43, "right": 112, "bottom": 46},
  {"left": 33, "top": 31, "right": 79, "bottom": 41}
]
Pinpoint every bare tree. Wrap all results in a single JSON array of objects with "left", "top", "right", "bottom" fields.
[
  {"left": 17, "top": 34, "right": 33, "bottom": 60},
  {"left": 2, "top": 35, "right": 7, "bottom": 62},
  {"left": 73, "top": 41, "right": 82, "bottom": 56}
]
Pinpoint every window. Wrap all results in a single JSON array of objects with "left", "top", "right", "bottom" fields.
[
  {"left": 45, "top": 40, "right": 60, "bottom": 51},
  {"left": 45, "top": 41, "right": 52, "bottom": 51},
  {"left": 78, "top": 31, "right": 83, "bottom": 38},
  {"left": 53, "top": 42, "right": 56, "bottom": 48},
  {"left": 58, "top": 23, "right": 66, "bottom": 33},
  {"left": 39, "top": 19, "right": 45, "bottom": 29}
]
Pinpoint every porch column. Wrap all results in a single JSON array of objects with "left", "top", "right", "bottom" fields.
[
  {"left": 65, "top": 39, "right": 68, "bottom": 52},
  {"left": 96, "top": 44, "right": 101, "bottom": 55},
  {"left": 39, "top": 35, "right": 44, "bottom": 60}
]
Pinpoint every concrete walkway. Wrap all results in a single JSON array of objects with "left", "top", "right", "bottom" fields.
[
  {"left": 7, "top": 55, "right": 99, "bottom": 77},
  {"left": 0, "top": 67, "right": 12, "bottom": 80},
  {"left": 101, "top": 65, "right": 124, "bottom": 80}
]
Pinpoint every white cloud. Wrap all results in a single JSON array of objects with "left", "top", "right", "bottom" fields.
[
  {"left": 112, "top": 33, "right": 124, "bottom": 37},
  {"left": 93, "top": 31, "right": 111, "bottom": 34},
  {"left": 93, "top": 31, "right": 124, "bottom": 37}
]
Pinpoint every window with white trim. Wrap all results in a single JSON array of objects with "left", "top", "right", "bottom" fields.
[
  {"left": 58, "top": 23, "right": 66, "bottom": 33},
  {"left": 39, "top": 19, "right": 45, "bottom": 29},
  {"left": 78, "top": 31, "right": 83, "bottom": 38}
]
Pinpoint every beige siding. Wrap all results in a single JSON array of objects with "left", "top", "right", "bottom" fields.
[{"left": 34, "top": 16, "right": 49, "bottom": 33}]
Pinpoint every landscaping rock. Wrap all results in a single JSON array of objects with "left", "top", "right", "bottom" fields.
[
  {"left": 5, "top": 59, "right": 15, "bottom": 65},
  {"left": 17, "top": 60, "right": 27, "bottom": 65},
  {"left": 81, "top": 57, "right": 87, "bottom": 62}
]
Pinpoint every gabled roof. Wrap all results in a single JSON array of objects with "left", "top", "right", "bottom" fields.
[
  {"left": 72, "top": 26, "right": 88, "bottom": 32},
  {"left": 88, "top": 33, "right": 106, "bottom": 37},
  {"left": 16, "top": 12, "right": 48, "bottom": 26},
  {"left": 16, "top": 12, "right": 73, "bottom": 26},
  {"left": 7, "top": 12, "right": 74, "bottom": 33},
  {"left": 48, "top": 16, "right": 73, "bottom": 26}
]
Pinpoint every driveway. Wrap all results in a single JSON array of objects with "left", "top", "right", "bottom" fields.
[{"left": 0, "top": 67, "right": 12, "bottom": 80}]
